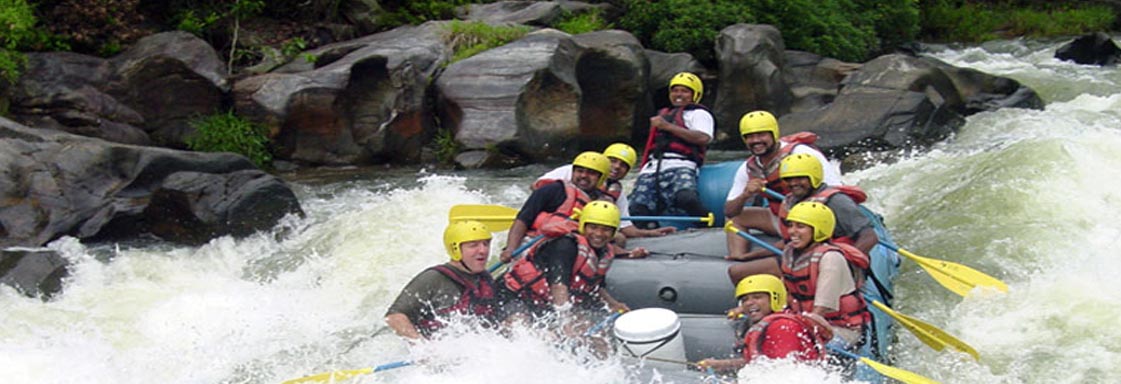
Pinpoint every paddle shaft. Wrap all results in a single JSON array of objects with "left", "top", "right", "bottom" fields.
[
  {"left": 374, "top": 360, "right": 412, "bottom": 372},
  {"left": 487, "top": 234, "right": 544, "bottom": 273},
  {"left": 584, "top": 311, "right": 623, "bottom": 336},
  {"left": 726, "top": 224, "right": 784, "bottom": 255}
]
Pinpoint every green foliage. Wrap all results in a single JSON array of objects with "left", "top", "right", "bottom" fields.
[
  {"left": 919, "top": 1, "right": 1116, "bottom": 42},
  {"left": 616, "top": 0, "right": 916, "bottom": 63},
  {"left": 0, "top": 0, "right": 35, "bottom": 83},
  {"left": 175, "top": 9, "right": 221, "bottom": 36},
  {"left": 187, "top": 111, "right": 273, "bottom": 168},
  {"left": 443, "top": 20, "right": 531, "bottom": 63},
  {"left": 280, "top": 37, "right": 307, "bottom": 58},
  {"left": 552, "top": 9, "right": 613, "bottom": 35},
  {"left": 379, "top": 0, "right": 477, "bottom": 29},
  {"left": 40, "top": 0, "right": 149, "bottom": 56},
  {"left": 433, "top": 128, "right": 460, "bottom": 164}
]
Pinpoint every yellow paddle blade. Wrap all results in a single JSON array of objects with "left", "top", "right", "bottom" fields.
[
  {"left": 896, "top": 247, "right": 1008, "bottom": 296},
  {"left": 858, "top": 356, "right": 941, "bottom": 384},
  {"left": 872, "top": 301, "right": 980, "bottom": 361},
  {"left": 448, "top": 204, "right": 519, "bottom": 232},
  {"left": 281, "top": 368, "right": 372, "bottom": 384}
]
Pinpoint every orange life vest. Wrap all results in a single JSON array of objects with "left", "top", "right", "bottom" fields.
[
  {"left": 741, "top": 312, "right": 832, "bottom": 362},
  {"left": 502, "top": 234, "right": 615, "bottom": 307},
  {"left": 744, "top": 132, "right": 819, "bottom": 213},
  {"left": 415, "top": 265, "right": 497, "bottom": 336},
  {"left": 780, "top": 242, "right": 871, "bottom": 331},
  {"left": 528, "top": 180, "right": 593, "bottom": 236},
  {"left": 777, "top": 185, "right": 868, "bottom": 243}
]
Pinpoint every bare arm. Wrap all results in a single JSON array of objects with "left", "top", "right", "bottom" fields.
[
  {"left": 852, "top": 227, "right": 879, "bottom": 255},
  {"left": 598, "top": 288, "right": 629, "bottom": 313},
  {"left": 500, "top": 219, "right": 530, "bottom": 263},
  {"left": 384, "top": 313, "right": 421, "bottom": 340}
]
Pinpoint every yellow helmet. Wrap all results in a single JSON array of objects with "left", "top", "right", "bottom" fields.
[
  {"left": 443, "top": 220, "right": 492, "bottom": 261},
  {"left": 786, "top": 202, "right": 835, "bottom": 243},
  {"left": 734, "top": 274, "right": 787, "bottom": 313},
  {"left": 572, "top": 151, "right": 611, "bottom": 187},
  {"left": 669, "top": 72, "right": 703, "bottom": 103},
  {"left": 779, "top": 153, "right": 824, "bottom": 189},
  {"left": 602, "top": 143, "right": 637, "bottom": 170},
  {"left": 738, "top": 110, "right": 779, "bottom": 142},
  {"left": 578, "top": 201, "right": 620, "bottom": 234}
]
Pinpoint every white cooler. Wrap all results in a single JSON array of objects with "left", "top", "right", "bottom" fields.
[{"left": 612, "top": 307, "right": 686, "bottom": 361}]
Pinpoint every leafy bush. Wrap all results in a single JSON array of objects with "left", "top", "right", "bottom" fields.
[
  {"left": 1, "top": 0, "right": 67, "bottom": 83},
  {"left": 552, "top": 8, "right": 613, "bottom": 35},
  {"left": 615, "top": 0, "right": 914, "bottom": 64},
  {"left": 443, "top": 20, "right": 531, "bottom": 63},
  {"left": 919, "top": 0, "right": 1115, "bottom": 42},
  {"left": 379, "top": 0, "right": 477, "bottom": 29},
  {"left": 432, "top": 128, "right": 460, "bottom": 164},
  {"left": 186, "top": 111, "right": 273, "bottom": 168},
  {"left": 39, "top": 0, "right": 150, "bottom": 56}
]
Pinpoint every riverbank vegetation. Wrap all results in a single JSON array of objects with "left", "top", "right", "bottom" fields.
[{"left": 1, "top": 0, "right": 1117, "bottom": 90}]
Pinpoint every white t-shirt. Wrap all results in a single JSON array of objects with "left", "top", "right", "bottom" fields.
[
  {"left": 638, "top": 109, "right": 715, "bottom": 175},
  {"left": 725, "top": 143, "right": 843, "bottom": 202},
  {"left": 536, "top": 164, "right": 634, "bottom": 229}
]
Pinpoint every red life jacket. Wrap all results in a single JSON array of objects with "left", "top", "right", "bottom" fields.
[
  {"left": 744, "top": 132, "right": 819, "bottom": 213},
  {"left": 640, "top": 104, "right": 710, "bottom": 168},
  {"left": 741, "top": 312, "right": 832, "bottom": 363},
  {"left": 777, "top": 185, "right": 868, "bottom": 243},
  {"left": 415, "top": 265, "right": 497, "bottom": 335},
  {"left": 502, "top": 234, "right": 615, "bottom": 307},
  {"left": 528, "top": 180, "right": 593, "bottom": 236},
  {"left": 780, "top": 242, "right": 871, "bottom": 331}
]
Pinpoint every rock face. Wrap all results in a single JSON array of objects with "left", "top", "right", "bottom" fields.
[
  {"left": 457, "top": 1, "right": 610, "bottom": 26},
  {"left": 437, "top": 29, "right": 583, "bottom": 164},
  {"left": 8, "top": 32, "right": 228, "bottom": 149},
  {"left": 235, "top": 22, "right": 448, "bottom": 165},
  {"left": 0, "top": 117, "right": 303, "bottom": 248},
  {"left": 572, "top": 30, "right": 650, "bottom": 149},
  {"left": 1055, "top": 32, "right": 1121, "bottom": 66},
  {"left": 713, "top": 24, "right": 792, "bottom": 140},
  {"left": 779, "top": 54, "right": 1043, "bottom": 157}
]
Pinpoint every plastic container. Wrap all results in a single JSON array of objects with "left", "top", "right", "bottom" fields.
[{"left": 612, "top": 307, "right": 686, "bottom": 361}]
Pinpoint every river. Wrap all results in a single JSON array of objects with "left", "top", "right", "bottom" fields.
[{"left": 2, "top": 37, "right": 1119, "bottom": 384}]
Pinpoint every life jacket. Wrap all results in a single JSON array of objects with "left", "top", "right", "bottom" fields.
[
  {"left": 741, "top": 311, "right": 832, "bottom": 363},
  {"left": 528, "top": 180, "right": 593, "bottom": 235},
  {"left": 780, "top": 242, "right": 871, "bottom": 331},
  {"left": 640, "top": 104, "right": 710, "bottom": 167},
  {"left": 777, "top": 185, "right": 868, "bottom": 243},
  {"left": 502, "top": 234, "right": 615, "bottom": 307},
  {"left": 744, "top": 132, "right": 819, "bottom": 213},
  {"left": 415, "top": 264, "right": 498, "bottom": 335}
]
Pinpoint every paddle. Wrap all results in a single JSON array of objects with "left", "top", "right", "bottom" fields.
[
  {"left": 723, "top": 224, "right": 979, "bottom": 359},
  {"left": 486, "top": 234, "right": 544, "bottom": 274},
  {"left": 828, "top": 346, "right": 940, "bottom": 384},
  {"left": 758, "top": 188, "right": 1008, "bottom": 296},
  {"left": 584, "top": 310, "right": 624, "bottom": 336},
  {"left": 450, "top": 204, "right": 716, "bottom": 228},
  {"left": 282, "top": 360, "right": 412, "bottom": 384},
  {"left": 870, "top": 300, "right": 979, "bottom": 361}
]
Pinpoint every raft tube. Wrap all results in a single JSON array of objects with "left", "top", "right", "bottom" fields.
[{"left": 607, "top": 160, "right": 900, "bottom": 382}]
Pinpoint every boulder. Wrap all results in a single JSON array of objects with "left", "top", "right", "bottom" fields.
[
  {"left": 783, "top": 50, "right": 861, "bottom": 113},
  {"left": 235, "top": 22, "right": 448, "bottom": 165},
  {"left": 572, "top": 30, "right": 650, "bottom": 148},
  {"left": 457, "top": 1, "right": 609, "bottom": 26},
  {"left": 0, "top": 249, "right": 68, "bottom": 299},
  {"left": 437, "top": 28, "right": 583, "bottom": 166},
  {"left": 106, "top": 31, "right": 229, "bottom": 148},
  {"left": 144, "top": 170, "right": 302, "bottom": 245},
  {"left": 0, "top": 117, "right": 303, "bottom": 248},
  {"left": 780, "top": 54, "right": 1041, "bottom": 157},
  {"left": 645, "top": 49, "right": 710, "bottom": 106},
  {"left": 9, "top": 52, "right": 150, "bottom": 145},
  {"left": 1055, "top": 32, "right": 1121, "bottom": 66},
  {"left": 713, "top": 24, "right": 792, "bottom": 140}
]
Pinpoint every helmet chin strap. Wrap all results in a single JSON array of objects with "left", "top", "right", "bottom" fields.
[{"left": 458, "top": 259, "right": 475, "bottom": 274}]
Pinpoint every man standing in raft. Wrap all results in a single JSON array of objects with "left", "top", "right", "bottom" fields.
[{"left": 629, "top": 72, "right": 714, "bottom": 230}]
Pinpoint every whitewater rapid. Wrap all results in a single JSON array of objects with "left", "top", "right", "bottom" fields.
[{"left": 2, "top": 37, "right": 1119, "bottom": 384}]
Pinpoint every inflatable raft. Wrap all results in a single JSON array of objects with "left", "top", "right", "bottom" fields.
[{"left": 604, "top": 161, "right": 901, "bottom": 382}]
